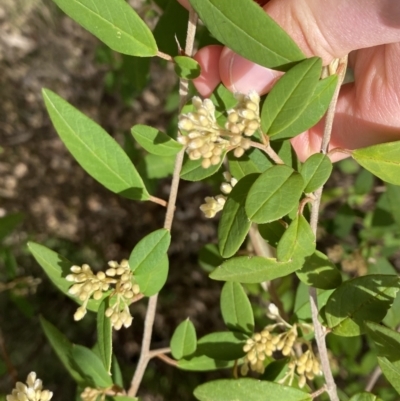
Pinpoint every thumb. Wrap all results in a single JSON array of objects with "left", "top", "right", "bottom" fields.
[{"left": 219, "top": 0, "right": 400, "bottom": 94}]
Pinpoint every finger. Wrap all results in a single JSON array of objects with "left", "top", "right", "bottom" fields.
[{"left": 192, "top": 45, "right": 224, "bottom": 97}]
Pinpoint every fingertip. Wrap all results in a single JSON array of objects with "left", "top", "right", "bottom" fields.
[
  {"left": 192, "top": 45, "right": 224, "bottom": 97},
  {"left": 219, "top": 47, "right": 283, "bottom": 95}
]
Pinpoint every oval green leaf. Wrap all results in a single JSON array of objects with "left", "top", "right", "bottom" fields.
[
  {"left": 296, "top": 251, "right": 342, "bottom": 290},
  {"left": 267, "top": 75, "right": 337, "bottom": 141},
  {"left": 365, "top": 321, "right": 400, "bottom": 361},
  {"left": 325, "top": 275, "right": 400, "bottom": 336},
  {"left": 349, "top": 393, "right": 382, "bottom": 401},
  {"left": 28, "top": 242, "right": 105, "bottom": 312},
  {"left": 220, "top": 282, "right": 254, "bottom": 335},
  {"left": 245, "top": 165, "right": 304, "bottom": 223},
  {"left": 301, "top": 153, "right": 333, "bottom": 193},
  {"left": 131, "top": 124, "right": 182, "bottom": 156},
  {"left": 194, "top": 378, "right": 311, "bottom": 401},
  {"left": 40, "top": 317, "right": 85, "bottom": 383},
  {"left": 174, "top": 56, "right": 201, "bottom": 79},
  {"left": 180, "top": 152, "right": 226, "bottom": 181},
  {"left": 177, "top": 355, "right": 235, "bottom": 371},
  {"left": 188, "top": 0, "right": 304, "bottom": 70},
  {"left": 258, "top": 221, "right": 286, "bottom": 248},
  {"left": 210, "top": 256, "right": 304, "bottom": 283},
  {"left": 276, "top": 215, "right": 315, "bottom": 262},
  {"left": 378, "top": 357, "right": 400, "bottom": 395},
  {"left": 198, "top": 244, "right": 224, "bottom": 273},
  {"left": 52, "top": 0, "right": 157, "bottom": 56},
  {"left": 227, "top": 148, "right": 272, "bottom": 180},
  {"left": 42, "top": 89, "right": 149, "bottom": 200},
  {"left": 261, "top": 58, "right": 322, "bottom": 138},
  {"left": 129, "top": 229, "right": 171, "bottom": 296},
  {"left": 352, "top": 141, "right": 400, "bottom": 185},
  {"left": 97, "top": 298, "right": 112, "bottom": 374},
  {"left": 170, "top": 318, "right": 197, "bottom": 360},
  {"left": 218, "top": 174, "right": 259, "bottom": 258},
  {"left": 71, "top": 345, "right": 113, "bottom": 388}
]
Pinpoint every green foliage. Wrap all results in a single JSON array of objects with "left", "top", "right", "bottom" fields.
[
  {"left": 42, "top": 89, "right": 150, "bottom": 201},
  {"left": 352, "top": 141, "right": 400, "bottom": 185},
  {"left": 180, "top": 153, "right": 226, "bottom": 181},
  {"left": 170, "top": 319, "right": 197, "bottom": 360},
  {"left": 51, "top": 0, "right": 157, "bottom": 56},
  {"left": 220, "top": 282, "right": 254, "bottom": 335},
  {"left": 378, "top": 357, "right": 400, "bottom": 394},
  {"left": 174, "top": 56, "right": 201, "bottom": 79},
  {"left": 194, "top": 379, "right": 311, "bottom": 401},
  {"left": 325, "top": 275, "right": 400, "bottom": 336},
  {"left": 245, "top": 165, "right": 304, "bottom": 223},
  {"left": 301, "top": 153, "right": 333, "bottom": 193},
  {"left": 131, "top": 125, "right": 182, "bottom": 156},
  {"left": 97, "top": 298, "right": 113, "bottom": 374},
  {"left": 188, "top": 0, "right": 305, "bottom": 70},
  {"left": 218, "top": 174, "right": 259, "bottom": 258}
]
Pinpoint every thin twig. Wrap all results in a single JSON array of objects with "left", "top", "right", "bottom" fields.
[
  {"left": 365, "top": 365, "right": 382, "bottom": 392},
  {"left": 309, "top": 56, "right": 348, "bottom": 401},
  {"left": 311, "top": 386, "right": 327, "bottom": 399},
  {"left": 154, "top": 353, "right": 178, "bottom": 367},
  {"left": 157, "top": 51, "right": 173, "bottom": 62},
  {"left": 148, "top": 347, "right": 171, "bottom": 359},
  {"left": 249, "top": 140, "right": 285, "bottom": 165},
  {"left": 127, "top": 7, "right": 198, "bottom": 397},
  {"left": 149, "top": 195, "right": 167, "bottom": 207}
]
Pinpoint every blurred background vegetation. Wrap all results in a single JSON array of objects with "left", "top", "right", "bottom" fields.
[{"left": 1, "top": 0, "right": 400, "bottom": 400}]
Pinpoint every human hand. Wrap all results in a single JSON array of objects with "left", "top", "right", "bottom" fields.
[{"left": 178, "top": 0, "right": 400, "bottom": 161}]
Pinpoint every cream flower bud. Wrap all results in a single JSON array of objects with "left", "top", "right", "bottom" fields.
[
  {"left": 233, "top": 147, "right": 245, "bottom": 158},
  {"left": 220, "top": 182, "right": 232, "bottom": 194},
  {"left": 74, "top": 306, "right": 86, "bottom": 321},
  {"left": 202, "top": 158, "right": 211, "bottom": 169},
  {"left": 177, "top": 135, "right": 189, "bottom": 145}
]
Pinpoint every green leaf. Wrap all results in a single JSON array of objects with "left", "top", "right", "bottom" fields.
[
  {"left": 261, "top": 58, "right": 322, "bottom": 138},
  {"left": 153, "top": 0, "right": 188, "bottom": 56},
  {"left": 294, "top": 286, "right": 334, "bottom": 322},
  {"left": 352, "top": 141, "right": 400, "bottom": 185},
  {"left": 40, "top": 317, "right": 85, "bottom": 383},
  {"left": 245, "top": 165, "right": 304, "bottom": 223},
  {"left": 97, "top": 298, "right": 112, "bottom": 374},
  {"left": 196, "top": 331, "right": 247, "bottom": 361},
  {"left": 177, "top": 355, "right": 235, "bottom": 371},
  {"left": 0, "top": 213, "right": 24, "bottom": 242},
  {"left": 227, "top": 148, "right": 272, "bottom": 180},
  {"left": 198, "top": 244, "right": 224, "bottom": 273},
  {"left": 129, "top": 229, "right": 171, "bottom": 296},
  {"left": 174, "top": 56, "right": 201, "bottom": 79},
  {"left": 378, "top": 357, "right": 400, "bottom": 394},
  {"left": 325, "top": 275, "right": 400, "bottom": 336},
  {"left": 210, "top": 256, "right": 304, "bottom": 283},
  {"left": 188, "top": 0, "right": 304, "bottom": 71},
  {"left": 210, "top": 84, "right": 237, "bottom": 121},
  {"left": 131, "top": 125, "right": 182, "bottom": 156},
  {"left": 258, "top": 221, "right": 286, "bottom": 247},
  {"left": 386, "top": 183, "right": 400, "bottom": 227},
  {"left": 71, "top": 345, "right": 113, "bottom": 388},
  {"left": 170, "top": 319, "right": 197, "bottom": 360},
  {"left": 365, "top": 321, "right": 400, "bottom": 361},
  {"left": 110, "top": 397, "right": 138, "bottom": 401},
  {"left": 28, "top": 242, "right": 105, "bottom": 312},
  {"left": 267, "top": 75, "right": 338, "bottom": 141},
  {"left": 296, "top": 251, "right": 342, "bottom": 290},
  {"left": 218, "top": 174, "right": 259, "bottom": 258},
  {"left": 349, "top": 393, "right": 381, "bottom": 401},
  {"left": 51, "top": 0, "right": 157, "bottom": 56},
  {"left": 220, "top": 282, "right": 254, "bottom": 335},
  {"left": 276, "top": 215, "right": 315, "bottom": 262},
  {"left": 111, "top": 355, "right": 124, "bottom": 388},
  {"left": 300, "top": 153, "right": 333, "bottom": 193},
  {"left": 42, "top": 89, "right": 149, "bottom": 200},
  {"left": 194, "top": 378, "right": 311, "bottom": 401},
  {"left": 140, "top": 153, "right": 175, "bottom": 180},
  {"left": 180, "top": 152, "right": 225, "bottom": 181}
]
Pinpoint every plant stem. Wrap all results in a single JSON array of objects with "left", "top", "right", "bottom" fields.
[
  {"left": 157, "top": 50, "right": 173, "bottom": 62},
  {"left": 149, "top": 195, "right": 167, "bottom": 207},
  {"left": 311, "top": 386, "right": 327, "bottom": 399},
  {"left": 249, "top": 140, "right": 285, "bottom": 165},
  {"left": 309, "top": 56, "right": 347, "bottom": 401},
  {"left": 365, "top": 366, "right": 381, "bottom": 392},
  {"left": 127, "top": 7, "right": 198, "bottom": 397}
]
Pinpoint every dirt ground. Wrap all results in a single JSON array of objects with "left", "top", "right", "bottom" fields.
[{"left": 0, "top": 1, "right": 226, "bottom": 400}]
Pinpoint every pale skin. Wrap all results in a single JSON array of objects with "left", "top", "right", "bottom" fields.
[{"left": 177, "top": 0, "right": 400, "bottom": 161}]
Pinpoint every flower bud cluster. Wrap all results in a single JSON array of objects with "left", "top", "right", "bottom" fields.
[
  {"left": 240, "top": 324, "right": 298, "bottom": 375},
  {"left": 200, "top": 172, "right": 238, "bottom": 218},
  {"left": 66, "top": 260, "right": 140, "bottom": 330},
  {"left": 7, "top": 372, "right": 53, "bottom": 401},
  {"left": 295, "top": 349, "right": 322, "bottom": 388},
  {"left": 81, "top": 387, "right": 106, "bottom": 401},
  {"left": 178, "top": 92, "right": 261, "bottom": 169}
]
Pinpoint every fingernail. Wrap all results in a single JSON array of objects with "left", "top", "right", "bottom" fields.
[{"left": 219, "top": 47, "right": 283, "bottom": 95}]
